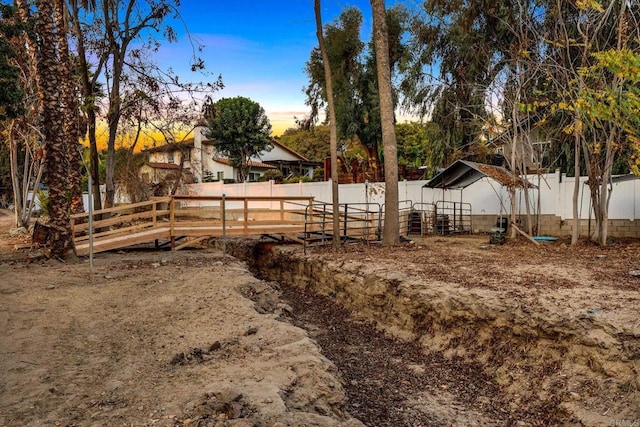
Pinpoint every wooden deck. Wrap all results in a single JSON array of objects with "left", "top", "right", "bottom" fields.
[{"left": 71, "top": 196, "right": 315, "bottom": 256}]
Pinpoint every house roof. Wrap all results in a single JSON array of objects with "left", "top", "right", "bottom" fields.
[
  {"left": 269, "top": 139, "right": 309, "bottom": 162},
  {"left": 143, "top": 141, "right": 194, "bottom": 153},
  {"left": 212, "top": 157, "right": 276, "bottom": 169},
  {"left": 142, "top": 130, "right": 310, "bottom": 162},
  {"left": 145, "top": 162, "right": 181, "bottom": 170},
  {"left": 611, "top": 174, "right": 640, "bottom": 183},
  {"left": 424, "top": 160, "right": 535, "bottom": 189}
]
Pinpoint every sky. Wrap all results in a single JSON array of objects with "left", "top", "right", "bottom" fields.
[{"left": 158, "top": 0, "right": 409, "bottom": 135}]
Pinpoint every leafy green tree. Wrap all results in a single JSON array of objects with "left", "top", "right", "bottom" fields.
[
  {"left": 305, "top": 6, "right": 409, "bottom": 181},
  {"left": 402, "top": 0, "right": 525, "bottom": 162},
  {"left": 1, "top": 1, "right": 47, "bottom": 229},
  {"left": 258, "top": 169, "right": 284, "bottom": 183},
  {"left": 0, "top": 4, "right": 24, "bottom": 121},
  {"left": 276, "top": 125, "right": 331, "bottom": 162},
  {"left": 0, "top": 4, "right": 24, "bottom": 205},
  {"left": 396, "top": 122, "right": 429, "bottom": 166},
  {"left": 206, "top": 97, "right": 272, "bottom": 183}
]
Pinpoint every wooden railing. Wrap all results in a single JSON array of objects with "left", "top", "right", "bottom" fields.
[
  {"left": 71, "top": 195, "right": 315, "bottom": 254},
  {"left": 71, "top": 197, "right": 171, "bottom": 246}
]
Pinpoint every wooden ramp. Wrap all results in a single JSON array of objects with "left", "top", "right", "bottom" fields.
[
  {"left": 71, "top": 196, "right": 314, "bottom": 256},
  {"left": 74, "top": 226, "right": 171, "bottom": 255}
]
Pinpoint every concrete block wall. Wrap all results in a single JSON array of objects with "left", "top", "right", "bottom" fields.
[{"left": 471, "top": 214, "right": 640, "bottom": 238}]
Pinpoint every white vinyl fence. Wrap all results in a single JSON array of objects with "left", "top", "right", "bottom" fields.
[{"left": 185, "top": 170, "right": 640, "bottom": 221}]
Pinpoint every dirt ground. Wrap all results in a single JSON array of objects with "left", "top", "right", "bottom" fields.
[
  {"left": 298, "top": 239, "right": 640, "bottom": 426},
  {"left": 0, "top": 210, "right": 363, "bottom": 426},
  {"left": 1, "top": 208, "right": 639, "bottom": 426},
  {"left": 230, "top": 233, "right": 640, "bottom": 426}
]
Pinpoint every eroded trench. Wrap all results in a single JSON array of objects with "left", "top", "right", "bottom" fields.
[{"left": 222, "top": 238, "right": 640, "bottom": 427}]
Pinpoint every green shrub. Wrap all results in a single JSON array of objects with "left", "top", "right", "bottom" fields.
[
  {"left": 36, "top": 189, "right": 49, "bottom": 217},
  {"left": 283, "top": 175, "right": 311, "bottom": 184},
  {"left": 259, "top": 169, "right": 284, "bottom": 183}
]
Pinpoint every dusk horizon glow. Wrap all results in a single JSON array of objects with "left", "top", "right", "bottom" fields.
[{"left": 165, "top": 0, "right": 411, "bottom": 135}]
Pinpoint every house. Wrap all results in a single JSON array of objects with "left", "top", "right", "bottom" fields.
[
  {"left": 482, "top": 126, "right": 551, "bottom": 173},
  {"left": 142, "top": 125, "right": 319, "bottom": 184}
]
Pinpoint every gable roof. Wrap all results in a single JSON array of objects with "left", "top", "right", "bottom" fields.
[
  {"left": 142, "top": 132, "right": 309, "bottom": 163},
  {"left": 212, "top": 157, "right": 276, "bottom": 169},
  {"left": 143, "top": 141, "right": 194, "bottom": 153},
  {"left": 269, "top": 139, "right": 309, "bottom": 162},
  {"left": 145, "top": 162, "right": 181, "bottom": 170},
  {"left": 424, "top": 160, "right": 535, "bottom": 189}
]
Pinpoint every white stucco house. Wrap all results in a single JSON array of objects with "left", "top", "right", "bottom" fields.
[{"left": 141, "top": 125, "right": 319, "bottom": 184}]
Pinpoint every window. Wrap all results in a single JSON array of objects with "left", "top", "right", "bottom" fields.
[
  {"left": 217, "top": 171, "right": 224, "bottom": 181},
  {"left": 168, "top": 152, "right": 174, "bottom": 163},
  {"left": 249, "top": 172, "right": 261, "bottom": 182}
]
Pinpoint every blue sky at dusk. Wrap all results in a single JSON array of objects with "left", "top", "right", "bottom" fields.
[{"left": 160, "top": 0, "right": 408, "bottom": 134}]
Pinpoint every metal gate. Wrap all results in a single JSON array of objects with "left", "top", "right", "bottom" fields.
[{"left": 434, "top": 201, "right": 472, "bottom": 234}]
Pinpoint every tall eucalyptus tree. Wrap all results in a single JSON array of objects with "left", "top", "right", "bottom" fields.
[{"left": 370, "top": 0, "right": 399, "bottom": 245}]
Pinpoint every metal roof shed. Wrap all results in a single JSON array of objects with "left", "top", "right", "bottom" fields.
[
  {"left": 424, "top": 160, "right": 534, "bottom": 190},
  {"left": 421, "top": 160, "right": 536, "bottom": 235}
]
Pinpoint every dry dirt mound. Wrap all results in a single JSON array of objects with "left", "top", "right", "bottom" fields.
[{"left": 0, "top": 250, "right": 363, "bottom": 426}]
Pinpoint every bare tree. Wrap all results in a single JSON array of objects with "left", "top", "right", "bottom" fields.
[
  {"left": 547, "top": 0, "right": 640, "bottom": 245},
  {"left": 67, "top": 0, "right": 221, "bottom": 210},
  {"left": 67, "top": 0, "right": 104, "bottom": 211}
]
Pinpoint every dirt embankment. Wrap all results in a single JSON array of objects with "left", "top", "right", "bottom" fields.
[{"left": 225, "top": 236, "right": 640, "bottom": 426}]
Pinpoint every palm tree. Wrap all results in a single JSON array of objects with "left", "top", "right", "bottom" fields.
[
  {"left": 54, "top": 0, "right": 84, "bottom": 214},
  {"left": 36, "top": 0, "right": 72, "bottom": 257}
]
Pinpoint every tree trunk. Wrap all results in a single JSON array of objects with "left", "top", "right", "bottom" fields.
[
  {"left": 597, "top": 131, "right": 616, "bottom": 246},
  {"left": 8, "top": 130, "right": 24, "bottom": 228},
  {"left": 509, "top": 86, "right": 519, "bottom": 240},
  {"left": 314, "top": 0, "right": 341, "bottom": 247},
  {"left": 370, "top": 0, "right": 399, "bottom": 245},
  {"left": 103, "top": 1, "right": 129, "bottom": 209},
  {"left": 105, "top": 96, "right": 120, "bottom": 208},
  {"left": 571, "top": 128, "right": 581, "bottom": 245},
  {"left": 36, "top": 0, "right": 72, "bottom": 257},
  {"left": 54, "top": 0, "right": 84, "bottom": 214},
  {"left": 88, "top": 108, "right": 102, "bottom": 210},
  {"left": 359, "top": 140, "right": 381, "bottom": 182}
]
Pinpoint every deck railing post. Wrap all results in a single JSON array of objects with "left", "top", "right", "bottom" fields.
[
  {"left": 243, "top": 198, "right": 248, "bottom": 234},
  {"left": 170, "top": 197, "right": 175, "bottom": 250},
  {"left": 280, "top": 199, "right": 284, "bottom": 222},
  {"left": 221, "top": 194, "right": 226, "bottom": 258},
  {"left": 377, "top": 204, "right": 383, "bottom": 241},
  {"left": 343, "top": 203, "right": 348, "bottom": 237},
  {"left": 322, "top": 203, "right": 328, "bottom": 244},
  {"left": 88, "top": 174, "right": 94, "bottom": 273}
]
